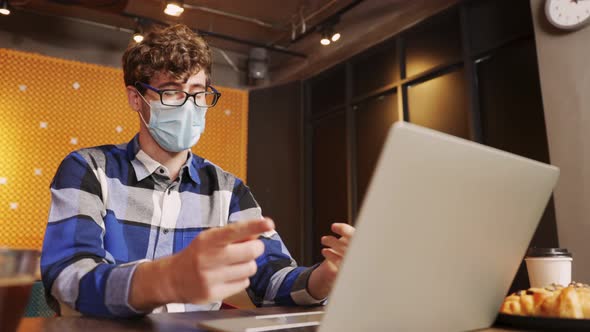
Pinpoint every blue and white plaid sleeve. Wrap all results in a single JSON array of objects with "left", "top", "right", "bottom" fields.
[
  {"left": 228, "top": 179, "right": 326, "bottom": 307},
  {"left": 40, "top": 152, "right": 145, "bottom": 318}
]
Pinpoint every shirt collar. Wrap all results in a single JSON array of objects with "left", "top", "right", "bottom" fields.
[
  {"left": 185, "top": 153, "right": 201, "bottom": 184},
  {"left": 127, "top": 135, "right": 201, "bottom": 184}
]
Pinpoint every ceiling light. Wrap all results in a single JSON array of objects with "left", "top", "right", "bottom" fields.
[
  {"left": 331, "top": 32, "right": 341, "bottom": 42},
  {"left": 131, "top": 18, "right": 144, "bottom": 43},
  {"left": 164, "top": 1, "right": 184, "bottom": 17},
  {"left": 133, "top": 32, "right": 144, "bottom": 43},
  {"left": 0, "top": 1, "right": 10, "bottom": 15},
  {"left": 320, "top": 31, "right": 331, "bottom": 46},
  {"left": 319, "top": 24, "right": 341, "bottom": 46}
]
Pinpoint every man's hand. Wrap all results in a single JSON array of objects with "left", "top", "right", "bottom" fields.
[
  {"left": 307, "top": 222, "right": 356, "bottom": 300},
  {"left": 130, "top": 218, "right": 274, "bottom": 311}
]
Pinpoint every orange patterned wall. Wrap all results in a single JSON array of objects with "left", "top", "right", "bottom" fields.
[{"left": 0, "top": 48, "right": 249, "bottom": 250}]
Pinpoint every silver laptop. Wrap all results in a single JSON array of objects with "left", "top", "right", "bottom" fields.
[{"left": 200, "top": 121, "right": 560, "bottom": 332}]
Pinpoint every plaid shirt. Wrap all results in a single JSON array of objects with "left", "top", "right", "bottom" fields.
[{"left": 40, "top": 135, "right": 321, "bottom": 318}]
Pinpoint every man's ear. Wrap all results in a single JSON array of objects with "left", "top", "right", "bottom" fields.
[{"left": 126, "top": 86, "right": 141, "bottom": 112}]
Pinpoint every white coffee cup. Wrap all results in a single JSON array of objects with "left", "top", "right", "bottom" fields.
[{"left": 525, "top": 248, "right": 572, "bottom": 288}]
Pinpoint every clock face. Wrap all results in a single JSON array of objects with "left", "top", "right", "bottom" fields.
[{"left": 546, "top": 0, "right": 590, "bottom": 30}]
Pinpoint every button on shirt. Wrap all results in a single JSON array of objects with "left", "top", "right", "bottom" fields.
[{"left": 40, "top": 135, "right": 322, "bottom": 318}]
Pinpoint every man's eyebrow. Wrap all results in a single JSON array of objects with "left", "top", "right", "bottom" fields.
[
  {"left": 156, "top": 82, "right": 206, "bottom": 90},
  {"left": 157, "top": 82, "right": 183, "bottom": 89},
  {"left": 189, "top": 83, "right": 206, "bottom": 90}
]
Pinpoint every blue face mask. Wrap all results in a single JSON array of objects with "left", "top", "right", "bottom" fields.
[{"left": 137, "top": 94, "right": 207, "bottom": 152}]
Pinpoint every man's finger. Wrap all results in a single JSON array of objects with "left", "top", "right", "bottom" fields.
[
  {"left": 218, "top": 240, "right": 265, "bottom": 265},
  {"left": 196, "top": 239, "right": 264, "bottom": 269},
  {"left": 322, "top": 248, "right": 343, "bottom": 267},
  {"left": 331, "top": 223, "right": 355, "bottom": 238},
  {"left": 207, "top": 260, "right": 258, "bottom": 283},
  {"left": 321, "top": 236, "right": 347, "bottom": 255},
  {"left": 201, "top": 218, "right": 274, "bottom": 245},
  {"left": 209, "top": 278, "right": 251, "bottom": 302}
]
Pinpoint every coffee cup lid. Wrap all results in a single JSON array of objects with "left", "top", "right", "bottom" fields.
[{"left": 526, "top": 247, "right": 572, "bottom": 258}]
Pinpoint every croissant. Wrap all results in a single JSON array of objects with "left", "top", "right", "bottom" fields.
[{"left": 500, "top": 282, "right": 590, "bottom": 319}]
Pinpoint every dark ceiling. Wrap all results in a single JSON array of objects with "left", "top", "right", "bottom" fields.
[
  {"left": 4, "top": 0, "right": 458, "bottom": 84},
  {"left": 9, "top": 0, "right": 360, "bottom": 57}
]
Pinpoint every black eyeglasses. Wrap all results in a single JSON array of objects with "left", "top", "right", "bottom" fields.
[{"left": 135, "top": 81, "right": 221, "bottom": 108}]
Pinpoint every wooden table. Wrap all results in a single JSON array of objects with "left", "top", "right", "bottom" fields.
[
  {"left": 17, "top": 307, "right": 320, "bottom": 332},
  {"left": 17, "top": 307, "right": 523, "bottom": 332}
]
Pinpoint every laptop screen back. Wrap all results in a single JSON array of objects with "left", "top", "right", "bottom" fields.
[{"left": 319, "top": 122, "right": 559, "bottom": 332}]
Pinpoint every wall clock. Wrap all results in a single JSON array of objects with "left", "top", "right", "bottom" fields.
[{"left": 545, "top": 0, "right": 590, "bottom": 30}]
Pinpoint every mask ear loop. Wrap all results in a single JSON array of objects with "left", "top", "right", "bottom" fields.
[{"left": 134, "top": 88, "right": 152, "bottom": 129}]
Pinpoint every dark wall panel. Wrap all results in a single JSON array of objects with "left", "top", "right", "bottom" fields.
[
  {"left": 352, "top": 40, "right": 399, "bottom": 97},
  {"left": 310, "top": 66, "right": 346, "bottom": 116},
  {"left": 467, "top": 0, "right": 533, "bottom": 55},
  {"left": 312, "top": 112, "right": 348, "bottom": 263},
  {"left": 405, "top": 9, "right": 462, "bottom": 77},
  {"left": 355, "top": 91, "right": 399, "bottom": 207},
  {"left": 248, "top": 82, "right": 304, "bottom": 262},
  {"left": 407, "top": 68, "right": 470, "bottom": 139},
  {"left": 476, "top": 39, "right": 558, "bottom": 293},
  {"left": 477, "top": 39, "right": 550, "bottom": 163}
]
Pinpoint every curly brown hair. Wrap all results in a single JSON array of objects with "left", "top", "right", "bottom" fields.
[{"left": 122, "top": 24, "right": 212, "bottom": 93}]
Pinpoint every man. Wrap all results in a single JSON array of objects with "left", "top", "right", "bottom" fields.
[{"left": 40, "top": 24, "right": 355, "bottom": 318}]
